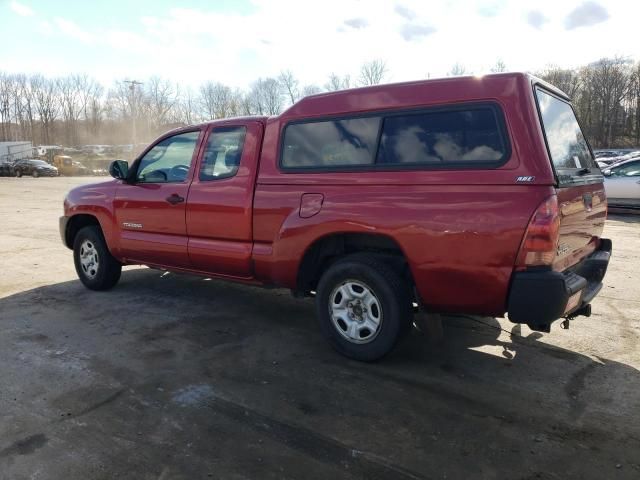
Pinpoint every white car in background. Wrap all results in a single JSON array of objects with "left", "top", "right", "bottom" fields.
[{"left": 603, "top": 158, "right": 640, "bottom": 208}]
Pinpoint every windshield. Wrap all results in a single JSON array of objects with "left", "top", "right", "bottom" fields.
[
  {"left": 30, "top": 160, "right": 48, "bottom": 166},
  {"left": 535, "top": 87, "right": 597, "bottom": 179}
]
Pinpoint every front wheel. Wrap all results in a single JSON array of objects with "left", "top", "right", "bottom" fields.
[
  {"left": 32, "top": 170, "right": 39, "bottom": 178},
  {"left": 73, "top": 226, "right": 122, "bottom": 290},
  {"left": 15, "top": 169, "right": 22, "bottom": 177},
  {"left": 315, "top": 254, "right": 412, "bottom": 361}
]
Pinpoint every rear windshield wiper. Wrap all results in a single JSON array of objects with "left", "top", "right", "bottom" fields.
[{"left": 577, "top": 168, "right": 591, "bottom": 175}]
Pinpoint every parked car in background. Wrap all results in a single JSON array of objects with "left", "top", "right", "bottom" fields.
[
  {"left": 14, "top": 159, "right": 58, "bottom": 177},
  {"left": 603, "top": 159, "right": 640, "bottom": 208},
  {"left": 594, "top": 149, "right": 640, "bottom": 167},
  {"left": 60, "top": 73, "right": 612, "bottom": 361},
  {"left": 0, "top": 161, "right": 16, "bottom": 177},
  {"left": 594, "top": 150, "right": 627, "bottom": 159}
]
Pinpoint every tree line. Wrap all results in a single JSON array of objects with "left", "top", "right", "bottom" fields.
[{"left": 0, "top": 57, "right": 639, "bottom": 152}]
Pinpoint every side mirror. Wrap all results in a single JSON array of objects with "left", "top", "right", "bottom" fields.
[
  {"left": 603, "top": 169, "right": 612, "bottom": 177},
  {"left": 109, "top": 160, "right": 129, "bottom": 180}
]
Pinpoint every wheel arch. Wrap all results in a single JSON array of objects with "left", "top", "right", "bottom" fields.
[
  {"left": 296, "top": 232, "right": 414, "bottom": 295},
  {"left": 64, "top": 214, "right": 103, "bottom": 249}
]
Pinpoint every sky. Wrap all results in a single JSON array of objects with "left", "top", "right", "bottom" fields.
[{"left": 0, "top": 0, "right": 638, "bottom": 89}]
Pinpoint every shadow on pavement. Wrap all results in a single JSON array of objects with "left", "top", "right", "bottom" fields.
[{"left": 1, "top": 267, "right": 639, "bottom": 479}]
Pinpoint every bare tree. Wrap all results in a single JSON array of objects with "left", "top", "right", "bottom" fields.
[
  {"left": 58, "top": 74, "right": 96, "bottom": 146},
  {"left": 358, "top": 60, "right": 388, "bottom": 86},
  {"left": 448, "top": 63, "right": 468, "bottom": 77},
  {"left": 631, "top": 63, "right": 640, "bottom": 145},
  {"left": 146, "top": 76, "right": 179, "bottom": 130},
  {"left": 32, "top": 75, "right": 59, "bottom": 145},
  {"left": 538, "top": 65, "right": 581, "bottom": 99},
  {"left": 325, "top": 73, "right": 351, "bottom": 91},
  {"left": 178, "top": 87, "right": 198, "bottom": 125},
  {"left": 4, "top": 58, "right": 640, "bottom": 150},
  {"left": 17, "top": 75, "right": 36, "bottom": 142},
  {"left": 248, "top": 78, "right": 283, "bottom": 115},
  {"left": 85, "top": 82, "right": 104, "bottom": 140},
  {"left": 0, "top": 73, "right": 13, "bottom": 141},
  {"left": 278, "top": 70, "right": 300, "bottom": 105},
  {"left": 490, "top": 59, "right": 507, "bottom": 73},
  {"left": 199, "top": 82, "right": 233, "bottom": 120},
  {"left": 107, "top": 80, "right": 145, "bottom": 145},
  {"left": 301, "top": 84, "right": 322, "bottom": 97},
  {"left": 594, "top": 57, "right": 632, "bottom": 146}
]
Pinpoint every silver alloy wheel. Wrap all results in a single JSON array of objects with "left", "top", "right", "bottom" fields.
[
  {"left": 329, "top": 280, "right": 383, "bottom": 344},
  {"left": 79, "top": 239, "right": 99, "bottom": 279}
]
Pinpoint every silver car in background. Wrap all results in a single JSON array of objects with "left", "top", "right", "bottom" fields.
[{"left": 603, "top": 158, "right": 640, "bottom": 208}]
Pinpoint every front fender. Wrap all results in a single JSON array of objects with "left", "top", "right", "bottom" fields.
[{"left": 64, "top": 180, "right": 120, "bottom": 256}]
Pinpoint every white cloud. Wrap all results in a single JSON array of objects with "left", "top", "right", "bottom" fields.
[
  {"left": 394, "top": 5, "right": 414, "bottom": 20},
  {"left": 343, "top": 18, "right": 369, "bottom": 30},
  {"left": 10, "top": 0, "right": 33, "bottom": 16},
  {"left": 97, "top": 0, "right": 640, "bottom": 87},
  {"left": 53, "top": 17, "right": 94, "bottom": 44},
  {"left": 2, "top": 0, "right": 639, "bottom": 89},
  {"left": 400, "top": 23, "right": 436, "bottom": 41},
  {"left": 564, "top": 1, "right": 609, "bottom": 30},
  {"left": 526, "top": 10, "right": 548, "bottom": 30}
]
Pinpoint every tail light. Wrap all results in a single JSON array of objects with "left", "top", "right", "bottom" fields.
[{"left": 516, "top": 195, "right": 560, "bottom": 268}]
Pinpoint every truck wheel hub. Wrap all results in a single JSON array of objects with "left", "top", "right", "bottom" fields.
[
  {"left": 79, "top": 240, "right": 100, "bottom": 279},
  {"left": 329, "top": 280, "right": 383, "bottom": 344}
]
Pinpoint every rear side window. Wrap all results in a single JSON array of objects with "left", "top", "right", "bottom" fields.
[
  {"left": 199, "top": 126, "right": 246, "bottom": 181},
  {"left": 280, "top": 104, "right": 509, "bottom": 170},
  {"left": 282, "top": 117, "right": 380, "bottom": 168},
  {"left": 377, "top": 107, "right": 507, "bottom": 166},
  {"left": 535, "top": 87, "right": 596, "bottom": 172}
]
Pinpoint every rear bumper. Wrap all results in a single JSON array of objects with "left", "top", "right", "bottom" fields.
[{"left": 507, "top": 239, "right": 612, "bottom": 329}]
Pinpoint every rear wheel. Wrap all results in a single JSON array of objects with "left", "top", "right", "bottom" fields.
[
  {"left": 315, "top": 254, "right": 412, "bottom": 361},
  {"left": 15, "top": 169, "right": 22, "bottom": 177},
  {"left": 73, "top": 226, "right": 121, "bottom": 290}
]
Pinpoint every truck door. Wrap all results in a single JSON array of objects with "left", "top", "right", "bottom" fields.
[
  {"left": 114, "top": 129, "right": 203, "bottom": 268},
  {"left": 186, "top": 122, "right": 263, "bottom": 278}
]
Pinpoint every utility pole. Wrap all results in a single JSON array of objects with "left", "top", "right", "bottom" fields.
[{"left": 124, "top": 80, "right": 143, "bottom": 151}]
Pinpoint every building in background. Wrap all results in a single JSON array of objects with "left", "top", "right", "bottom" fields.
[{"left": 0, "top": 141, "right": 33, "bottom": 164}]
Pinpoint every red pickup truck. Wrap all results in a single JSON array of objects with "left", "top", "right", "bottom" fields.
[{"left": 60, "top": 73, "right": 611, "bottom": 361}]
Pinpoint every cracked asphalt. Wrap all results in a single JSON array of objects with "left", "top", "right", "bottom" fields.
[{"left": 1, "top": 177, "right": 639, "bottom": 479}]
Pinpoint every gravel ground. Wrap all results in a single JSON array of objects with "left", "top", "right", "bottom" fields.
[{"left": 0, "top": 176, "right": 639, "bottom": 480}]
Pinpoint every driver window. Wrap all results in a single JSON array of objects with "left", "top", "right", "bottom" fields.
[{"left": 136, "top": 131, "right": 200, "bottom": 183}]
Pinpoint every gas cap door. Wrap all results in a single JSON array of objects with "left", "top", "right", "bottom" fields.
[{"left": 299, "top": 193, "right": 324, "bottom": 218}]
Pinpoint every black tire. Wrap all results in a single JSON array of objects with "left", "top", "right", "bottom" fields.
[
  {"left": 315, "top": 254, "right": 412, "bottom": 362},
  {"left": 15, "top": 169, "right": 22, "bottom": 177},
  {"left": 32, "top": 170, "right": 39, "bottom": 178},
  {"left": 73, "top": 226, "right": 122, "bottom": 290}
]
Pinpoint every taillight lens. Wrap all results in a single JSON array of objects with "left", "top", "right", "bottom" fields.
[{"left": 516, "top": 195, "right": 560, "bottom": 268}]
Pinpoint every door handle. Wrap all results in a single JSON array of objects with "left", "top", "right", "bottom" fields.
[{"left": 165, "top": 194, "right": 185, "bottom": 205}]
